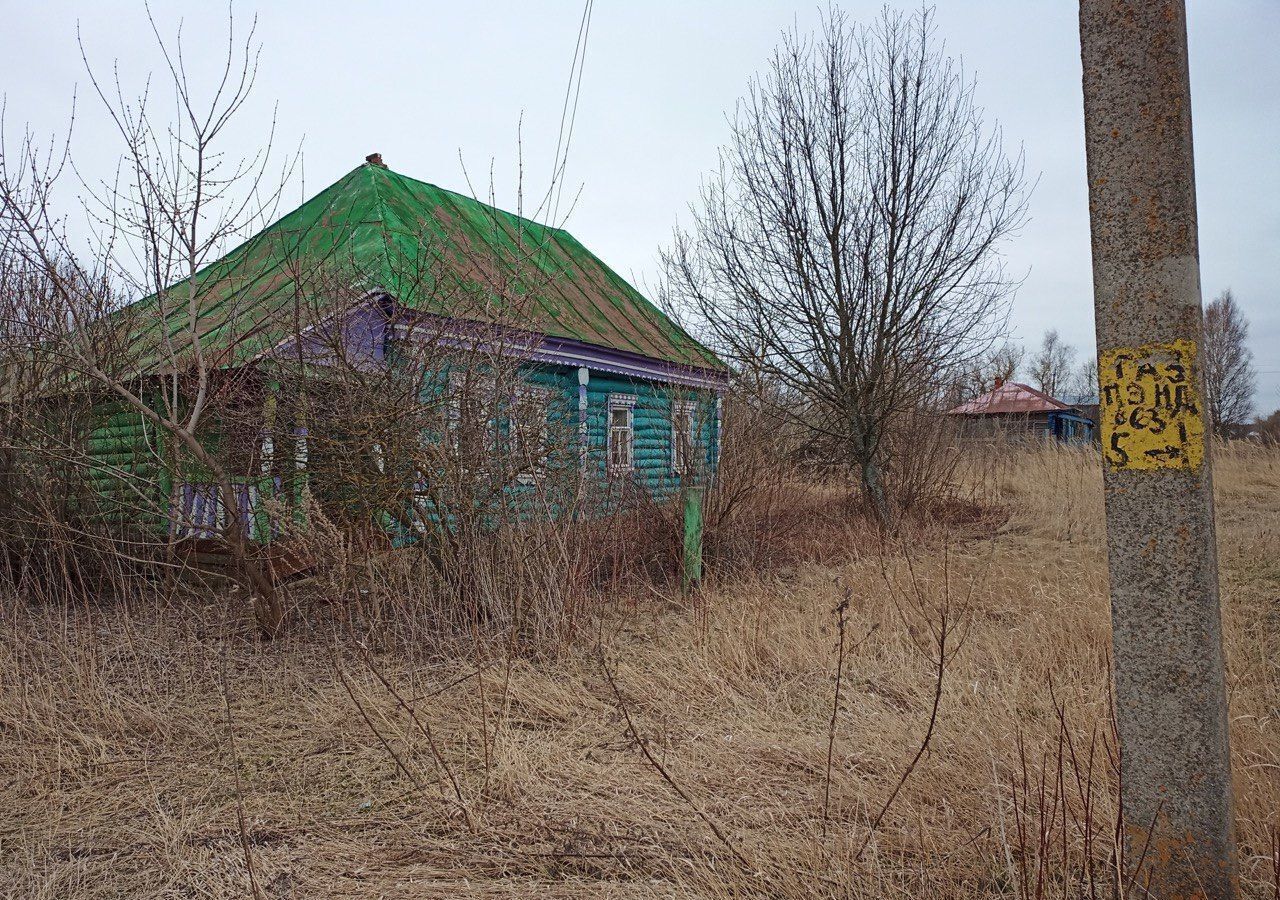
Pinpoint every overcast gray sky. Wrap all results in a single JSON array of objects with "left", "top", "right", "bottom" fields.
[{"left": 5, "top": 1, "right": 1277, "bottom": 410}]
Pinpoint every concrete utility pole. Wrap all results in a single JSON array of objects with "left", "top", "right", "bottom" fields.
[{"left": 1079, "top": 2, "right": 1237, "bottom": 897}]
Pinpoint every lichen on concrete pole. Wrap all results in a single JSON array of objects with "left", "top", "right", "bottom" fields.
[{"left": 1079, "top": 2, "right": 1237, "bottom": 896}]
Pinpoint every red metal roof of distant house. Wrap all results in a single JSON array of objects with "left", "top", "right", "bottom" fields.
[{"left": 947, "top": 380, "right": 1073, "bottom": 415}]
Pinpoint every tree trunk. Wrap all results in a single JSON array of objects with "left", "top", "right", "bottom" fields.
[
  {"left": 859, "top": 456, "right": 890, "bottom": 527},
  {"left": 214, "top": 468, "right": 284, "bottom": 639}
]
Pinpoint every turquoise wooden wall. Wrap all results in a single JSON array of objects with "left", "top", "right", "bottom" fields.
[
  {"left": 83, "top": 397, "right": 171, "bottom": 533},
  {"left": 411, "top": 361, "right": 719, "bottom": 498},
  {"left": 578, "top": 369, "right": 718, "bottom": 497},
  {"left": 78, "top": 362, "right": 721, "bottom": 543}
]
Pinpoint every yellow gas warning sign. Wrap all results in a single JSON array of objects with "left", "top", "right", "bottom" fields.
[{"left": 1099, "top": 340, "right": 1206, "bottom": 471}]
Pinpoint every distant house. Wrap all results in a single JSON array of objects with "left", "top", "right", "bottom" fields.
[
  {"left": 1219, "top": 421, "right": 1260, "bottom": 442},
  {"left": 946, "top": 378, "right": 1095, "bottom": 443}
]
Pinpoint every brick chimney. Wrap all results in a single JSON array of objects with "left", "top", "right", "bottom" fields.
[
  {"left": 365, "top": 152, "right": 385, "bottom": 168},
  {"left": 994, "top": 376, "right": 1005, "bottom": 389}
]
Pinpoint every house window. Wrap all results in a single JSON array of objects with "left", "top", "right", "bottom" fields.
[
  {"left": 443, "top": 374, "right": 464, "bottom": 450},
  {"left": 511, "top": 385, "right": 552, "bottom": 484},
  {"left": 672, "top": 399, "right": 697, "bottom": 474},
  {"left": 413, "top": 426, "right": 430, "bottom": 495},
  {"left": 445, "top": 371, "right": 498, "bottom": 457},
  {"left": 259, "top": 432, "right": 275, "bottom": 476},
  {"left": 607, "top": 394, "right": 636, "bottom": 474},
  {"left": 294, "top": 428, "right": 309, "bottom": 471}
]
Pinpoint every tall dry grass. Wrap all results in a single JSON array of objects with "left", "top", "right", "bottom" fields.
[{"left": 1, "top": 444, "right": 1277, "bottom": 898}]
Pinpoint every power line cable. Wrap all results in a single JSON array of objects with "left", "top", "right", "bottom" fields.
[
  {"left": 541, "top": 0, "right": 594, "bottom": 225},
  {"left": 552, "top": 0, "right": 594, "bottom": 224}
]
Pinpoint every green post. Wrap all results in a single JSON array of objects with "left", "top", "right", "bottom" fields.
[{"left": 681, "top": 485, "right": 704, "bottom": 595}]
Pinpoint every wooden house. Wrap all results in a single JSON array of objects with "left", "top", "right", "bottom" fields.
[
  {"left": 946, "top": 378, "right": 1095, "bottom": 443},
  {"left": 57, "top": 155, "right": 729, "bottom": 550}
]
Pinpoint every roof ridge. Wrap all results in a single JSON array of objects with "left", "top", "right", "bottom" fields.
[{"left": 1006, "top": 381, "right": 1070, "bottom": 408}]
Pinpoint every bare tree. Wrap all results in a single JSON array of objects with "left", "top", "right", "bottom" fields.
[
  {"left": 1202, "top": 289, "right": 1255, "bottom": 434},
  {"left": 663, "top": 6, "right": 1026, "bottom": 523},
  {"left": 949, "top": 340, "right": 1024, "bottom": 405},
  {"left": 0, "top": 7, "right": 294, "bottom": 635},
  {"left": 1068, "top": 354, "right": 1098, "bottom": 405},
  {"left": 988, "top": 342, "right": 1025, "bottom": 387},
  {"left": 1028, "top": 329, "right": 1075, "bottom": 400}
]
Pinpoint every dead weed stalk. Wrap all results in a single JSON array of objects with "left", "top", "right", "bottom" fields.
[{"left": 597, "top": 648, "right": 755, "bottom": 873}]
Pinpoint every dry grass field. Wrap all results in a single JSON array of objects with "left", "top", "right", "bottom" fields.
[{"left": 2, "top": 445, "right": 1278, "bottom": 898}]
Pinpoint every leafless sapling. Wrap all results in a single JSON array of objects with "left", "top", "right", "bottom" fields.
[{"left": 1202, "top": 288, "right": 1256, "bottom": 435}]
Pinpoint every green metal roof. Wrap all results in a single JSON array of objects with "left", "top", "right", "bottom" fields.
[{"left": 116, "top": 161, "right": 722, "bottom": 373}]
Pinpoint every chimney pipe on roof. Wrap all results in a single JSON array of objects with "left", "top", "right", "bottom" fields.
[{"left": 365, "top": 152, "right": 385, "bottom": 168}]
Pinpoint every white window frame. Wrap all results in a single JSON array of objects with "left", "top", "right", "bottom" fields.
[
  {"left": 259, "top": 432, "right": 275, "bottom": 476},
  {"left": 671, "top": 399, "right": 698, "bottom": 475},
  {"left": 445, "top": 371, "right": 499, "bottom": 458},
  {"left": 413, "top": 426, "right": 431, "bottom": 497},
  {"left": 511, "top": 384, "right": 552, "bottom": 485},
  {"left": 607, "top": 393, "right": 636, "bottom": 475},
  {"left": 294, "top": 428, "right": 309, "bottom": 471}
]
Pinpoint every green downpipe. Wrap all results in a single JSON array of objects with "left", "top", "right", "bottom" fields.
[{"left": 681, "top": 485, "right": 704, "bottom": 595}]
